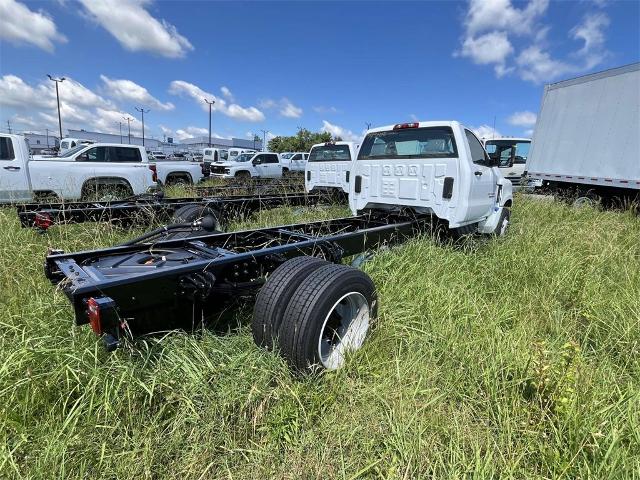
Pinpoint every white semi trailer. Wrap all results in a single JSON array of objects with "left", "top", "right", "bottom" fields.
[{"left": 525, "top": 63, "right": 639, "bottom": 203}]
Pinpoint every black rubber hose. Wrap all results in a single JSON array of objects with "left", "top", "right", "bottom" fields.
[{"left": 119, "top": 222, "right": 191, "bottom": 246}]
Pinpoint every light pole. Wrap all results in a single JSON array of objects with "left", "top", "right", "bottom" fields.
[
  {"left": 204, "top": 98, "right": 215, "bottom": 147},
  {"left": 123, "top": 116, "right": 133, "bottom": 143},
  {"left": 260, "top": 129, "right": 269, "bottom": 151},
  {"left": 135, "top": 107, "right": 149, "bottom": 147},
  {"left": 47, "top": 75, "right": 65, "bottom": 141},
  {"left": 365, "top": 122, "right": 372, "bottom": 130}
]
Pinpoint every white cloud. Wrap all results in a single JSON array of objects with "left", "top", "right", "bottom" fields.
[
  {"left": 321, "top": 120, "right": 362, "bottom": 143},
  {"left": 100, "top": 75, "right": 174, "bottom": 110},
  {"left": 226, "top": 104, "right": 265, "bottom": 122},
  {"left": 220, "top": 86, "right": 234, "bottom": 101},
  {"left": 175, "top": 126, "right": 208, "bottom": 140},
  {"left": 458, "top": 31, "right": 514, "bottom": 76},
  {"left": 78, "top": 0, "right": 193, "bottom": 58},
  {"left": 169, "top": 80, "right": 265, "bottom": 122},
  {"left": 0, "top": 0, "right": 67, "bottom": 52},
  {"left": 0, "top": 73, "right": 144, "bottom": 135},
  {"left": 313, "top": 105, "right": 340, "bottom": 114},
  {"left": 507, "top": 110, "right": 537, "bottom": 127},
  {"left": 464, "top": 0, "right": 549, "bottom": 37},
  {"left": 472, "top": 124, "right": 502, "bottom": 140},
  {"left": 0, "top": 75, "right": 51, "bottom": 109},
  {"left": 456, "top": 0, "right": 611, "bottom": 84},
  {"left": 260, "top": 98, "right": 303, "bottom": 118},
  {"left": 524, "top": 129, "right": 534, "bottom": 136}
]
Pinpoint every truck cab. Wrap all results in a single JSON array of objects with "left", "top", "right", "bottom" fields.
[
  {"left": 227, "top": 148, "right": 255, "bottom": 163},
  {"left": 305, "top": 142, "right": 359, "bottom": 194},
  {"left": 281, "top": 152, "right": 309, "bottom": 173},
  {"left": 350, "top": 121, "right": 513, "bottom": 235},
  {"left": 483, "top": 137, "right": 532, "bottom": 185},
  {"left": 210, "top": 151, "right": 282, "bottom": 179},
  {"left": 59, "top": 138, "right": 94, "bottom": 154}
]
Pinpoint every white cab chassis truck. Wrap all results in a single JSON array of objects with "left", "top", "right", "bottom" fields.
[
  {"left": 350, "top": 121, "right": 512, "bottom": 235},
  {"left": 210, "top": 152, "right": 283, "bottom": 179},
  {"left": 280, "top": 152, "right": 309, "bottom": 173},
  {"left": 525, "top": 63, "right": 640, "bottom": 203},
  {"left": 483, "top": 137, "right": 538, "bottom": 187},
  {"left": 305, "top": 142, "right": 359, "bottom": 194},
  {"left": 0, "top": 135, "right": 157, "bottom": 203}
]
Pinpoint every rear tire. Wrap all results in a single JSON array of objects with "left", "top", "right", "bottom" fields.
[
  {"left": 252, "top": 256, "right": 329, "bottom": 350},
  {"left": 278, "top": 264, "right": 377, "bottom": 372}
]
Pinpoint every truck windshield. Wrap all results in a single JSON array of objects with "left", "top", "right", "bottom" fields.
[
  {"left": 281, "top": 153, "right": 293, "bottom": 159},
  {"left": 236, "top": 153, "right": 253, "bottom": 162},
  {"left": 358, "top": 127, "right": 457, "bottom": 160},
  {"left": 58, "top": 145, "right": 87, "bottom": 157},
  {"left": 486, "top": 140, "right": 530, "bottom": 164},
  {"left": 309, "top": 145, "right": 351, "bottom": 162}
]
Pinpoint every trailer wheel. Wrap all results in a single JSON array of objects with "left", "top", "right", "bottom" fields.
[
  {"left": 252, "top": 256, "right": 329, "bottom": 350},
  {"left": 171, "top": 204, "right": 222, "bottom": 231},
  {"left": 278, "top": 264, "right": 376, "bottom": 372}
]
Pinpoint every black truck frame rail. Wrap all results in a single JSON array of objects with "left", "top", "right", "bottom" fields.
[
  {"left": 45, "top": 211, "right": 428, "bottom": 350},
  {"left": 17, "top": 191, "right": 328, "bottom": 230}
]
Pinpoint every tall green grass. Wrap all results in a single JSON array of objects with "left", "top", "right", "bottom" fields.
[{"left": 0, "top": 197, "right": 638, "bottom": 479}]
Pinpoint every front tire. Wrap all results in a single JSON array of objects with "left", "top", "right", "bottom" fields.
[
  {"left": 277, "top": 264, "right": 377, "bottom": 372},
  {"left": 492, "top": 207, "right": 511, "bottom": 236}
]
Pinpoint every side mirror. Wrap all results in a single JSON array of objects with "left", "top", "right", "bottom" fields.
[
  {"left": 252, "top": 158, "right": 262, "bottom": 165},
  {"left": 76, "top": 153, "right": 88, "bottom": 162}
]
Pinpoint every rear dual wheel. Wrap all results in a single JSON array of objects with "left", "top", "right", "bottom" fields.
[{"left": 252, "top": 257, "right": 376, "bottom": 372}]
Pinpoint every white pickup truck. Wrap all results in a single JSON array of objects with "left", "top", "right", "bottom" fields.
[
  {"left": 350, "top": 121, "right": 513, "bottom": 235},
  {"left": 280, "top": 152, "right": 309, "bottom": 173},
  {"left": 210, "top": 151, "right": 283, "bottom": 179},
  {"left": 305, "top": 141, "right": 359, "bottom": 194},
  {"left": 0, "top": 134, "right": 158, "bottom": 203}
]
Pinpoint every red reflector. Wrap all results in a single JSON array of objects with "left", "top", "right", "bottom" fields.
[
  {"left": 393, "top": 122, "right": 419, "bottom": 130},
  {"left": 34, "top": 212, "right": 53, "bottom": 230},
  {"left": 87, "top": 298, "right": 102, "bottom": 335},
  {"left": 148, "top": 164, "right": 158, "bottom": 182}
]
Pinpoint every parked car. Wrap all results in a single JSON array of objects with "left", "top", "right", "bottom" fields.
[
  {"left": 281, "top": 151, "right": 309, "bottom": 173},
  {"left": 150, "top": 150, "right": 166, "bottom": 160},
  {"left": 0, "top": 135, "right": 156, "bottom": 202},
  {"left": 305, "top": 142, "right": 359, "bottom": 194},
  {"left": 210, "top": 151, "right": 282, "bottom": 179}
]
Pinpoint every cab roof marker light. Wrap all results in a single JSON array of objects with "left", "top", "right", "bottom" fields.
[{"left": 393, "top": 123, "right": 419, "bottom": 130}]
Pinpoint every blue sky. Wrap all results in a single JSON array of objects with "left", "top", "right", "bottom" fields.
[{"left": 0, "top": 0, "right": 638, "bottom": 143}]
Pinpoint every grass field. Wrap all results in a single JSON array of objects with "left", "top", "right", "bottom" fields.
[{"left": 1, "top": 196, "right": 639, "bottom": 479}]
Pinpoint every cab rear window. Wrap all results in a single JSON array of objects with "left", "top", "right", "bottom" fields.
[
  {"left": 358, "top": 127, "right": 457, "bottom": 160},
  {"left": 308, "top": 144, "right": 351, "bottom": 162}
]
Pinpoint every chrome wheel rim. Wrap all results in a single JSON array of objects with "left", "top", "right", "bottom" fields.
[{"left": 318, "top": 291, "right": 370, "bottom": 370}]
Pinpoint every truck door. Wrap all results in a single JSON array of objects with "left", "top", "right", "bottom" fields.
[
  {"left": 252, "top": 154, "right": 269, "bottom": 177},
  {"left": 264, "top": 154, "right": 281, "bottom": 177},
  {"left": 0, "top": 136, "right": 31, "bottom": 202},
  {"left": 464, "top": 130, "right": 496, "bottom": 221},
  {"left": 351, "top": 125, "right": 460, "bottom": 217}
]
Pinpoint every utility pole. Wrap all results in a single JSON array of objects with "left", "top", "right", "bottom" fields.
[
  {"left": 6, "top": 119, "right": 11, "bottom": 133},
  {"left": 260, "top": 129, "right": 269, "bottom": 151},
  {"left": 135, "top": 107, "right": 150, "bottom": 147},
  {"left": 365, "top": 122, "right": 372, "bottom": 130},
  {"left": 117, "top": 122, "right": 123, "bottom": 143},
  {"left": 204, "top": 98, "right": 215, "bottom": 147},
  {"left": 46, "top": 128, "right": 49, "bottom": 147},
  {"left": 47, "top": 75, "right": 66, "bottom": 141},
  {"left": 123, "top": 116, "right": 133, "bottom": 143}
]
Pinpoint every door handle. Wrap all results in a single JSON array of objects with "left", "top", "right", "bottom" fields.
[
  {"left": 354, "top": 175, "right": 362, "bottom": 193},
  {"left": 3, "top": 166, "right": 21, "bottom": 171},
  {"left": 474, "top": 171, "right": 483, "bottom": 177}
]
